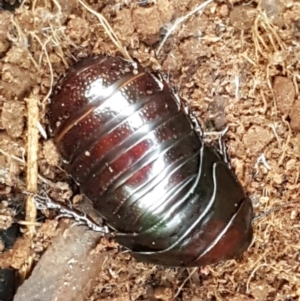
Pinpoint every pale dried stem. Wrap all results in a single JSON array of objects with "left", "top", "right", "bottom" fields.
[
  {"left": 246, "top": 263, "right": 284, "bottom": 294},
  {"left": 279, "top": 116, "right": 292, "bottom": 165},
  {"left": 260, "top": 89, "right": 268, "bottom": 114},
  {"left": 240, "top": 52, "right": 257, "bottom": 67},
  {"left": 0, "top": 148, "right": 67, "bottom": 188},
  {"left": 292, "top": 74, "right": 299, "bottom": 96},
  {"left": 9, "top": 16, "right": 39, "bottom": 70},
  {"left": 252, "top": 15, "right": 269, "bottom": 60},
  {"left": 18, "top": 221, "right": 42, "bottom": 227},
  {"left": 261, "top": 14, "right": 286, "bottom": 51},
  {"left": 51, "top": 0, "right": 62, "bottom": 16},
  {"left": 174, "top": 267, "right": 198, "bottom": 299},
  {"left": 252, "top": 9, "right": 286, "bottom": 65},
  {"left": 270, "top": 123, "right": 281, "bottom": 146},
  {"left": 77, "top": 0, "right": 132, "bottom": 61},
  {"left": 25, "top": 97, "right": 39, "bottom": 237},
  {"left": 30, "top": 33, "right": 54, "bottom": 112},
  {"left": 0, "top": 149, "right": 25, "bottom": 165},
  {"left": 157, "top": 0, "right": 213, "bottom": 55},
  {"left": 48, "top": 25, "right": 69, "bottom": 68}
]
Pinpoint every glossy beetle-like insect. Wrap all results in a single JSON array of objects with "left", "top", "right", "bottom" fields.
[{"left": 48, "top": 56, "right": 253, "bottom": 267}]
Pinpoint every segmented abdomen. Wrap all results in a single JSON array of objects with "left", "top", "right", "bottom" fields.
[{"left": 49, "top": 56, "right": 253, "bottom": 267}]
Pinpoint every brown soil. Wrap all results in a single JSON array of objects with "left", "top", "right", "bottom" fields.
[{"left": 1, "top": 0, "right": 300, "bottom": 300}]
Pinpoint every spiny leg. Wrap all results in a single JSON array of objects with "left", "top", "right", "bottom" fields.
[{"left": 23, "top": 190, "right": 111, "bottom": 234}]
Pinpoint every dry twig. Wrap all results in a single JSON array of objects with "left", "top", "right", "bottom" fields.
[{"left": 25, "top": 97, "right": 39, "bottom": 237}]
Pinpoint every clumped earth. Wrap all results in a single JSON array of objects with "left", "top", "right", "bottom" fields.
[{"left": 0, "top": 0, "right": 300, "bottom": 300}]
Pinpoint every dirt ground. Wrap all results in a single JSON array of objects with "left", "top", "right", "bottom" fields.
[{"left": 0, "top": 0, "right": 300, "bottom": 300}]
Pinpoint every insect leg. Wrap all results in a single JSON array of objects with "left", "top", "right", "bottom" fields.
[
  {"left": 213, "top": 125, "right": 232, "bottom": 167},
  {"left": 24, "top": 191, "right": 110, "bottom": 234}
]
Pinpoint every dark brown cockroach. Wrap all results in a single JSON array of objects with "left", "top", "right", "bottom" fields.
[{"left": 48, "top": 55, "right": 253, "bottom": 267}]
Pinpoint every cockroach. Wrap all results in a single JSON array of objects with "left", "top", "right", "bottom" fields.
[{"left": 47, "top": 55, "right": 253, "bottom": 267}]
